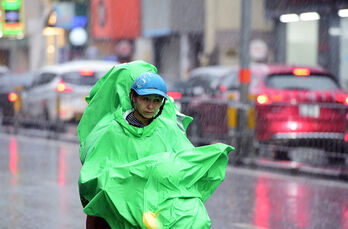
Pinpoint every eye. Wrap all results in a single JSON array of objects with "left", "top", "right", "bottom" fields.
[{"left": 142, "top": 96, "right": 150, "bottom": 102}]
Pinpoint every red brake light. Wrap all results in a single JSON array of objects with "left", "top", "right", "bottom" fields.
[
  {"left": 293, "top": 68, "right": 310, "bottom": 76},
  {"left": 256, "top": 94, "right": 271, "bottom": 105},
  {"left": 79, "top": 69, "right": 94, "bottom": 76},
  {"left": 167, "top": 92, "right": 182, "bottom": 100},
  {"left": 56, "top": 80, "right": 72, "bottom": 93},
  {"left": 219, "top": 85, "right": 227, "bottom": 93},
  {"left": 270, "top": 94, "right": 283, "bottom": 102},
  {"left": 8, "top": 92, "right": 18, "bottom": 102},
  {"left": 335, "top": 94, "right": 348, "bottom": 105}
]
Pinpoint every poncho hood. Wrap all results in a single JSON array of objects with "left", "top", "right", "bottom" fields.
[
  {"left": 78, "top": 61, "right": 162, "bottom": 145},
  {"left": 77, "top": 60, "right": 234, "bottom": 229}
]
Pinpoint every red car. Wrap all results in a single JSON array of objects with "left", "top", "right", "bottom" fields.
[
  {"left": 186, "top": 64, "right": 348, "bottom": 158},
  {"left": 253, "top": 64, "right": 348, "bottom": 157}
]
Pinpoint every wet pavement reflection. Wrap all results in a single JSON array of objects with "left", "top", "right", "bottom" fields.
[
  {"left": 0, "top": 133, "right": 84, "bottom": 229},
  {"left": 206, "top": 167, "right": 348, "bottom": 229},
  {"left": 1, "top": 132, "right": 348, "bottom": 229}
]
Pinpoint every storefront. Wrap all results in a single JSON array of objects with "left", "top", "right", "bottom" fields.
[
  {"left": 141, "top": 0, "right": 204, "bottom": 81},
  {"left": 265, "top": 0, "right": 348, "bottom": 87},
  {"left": 0, "top": 0, "right": 28, "bottom": 72},
  {"left": 90, "top": 0, "right": 140, "bottom": 63}
]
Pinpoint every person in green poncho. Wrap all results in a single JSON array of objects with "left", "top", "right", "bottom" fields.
[
  {"left": 87, "top": 71, "right": 168, "bottom": 228},
  {"left": 78, "top": 60, "right": 234, "bottom": 229}
]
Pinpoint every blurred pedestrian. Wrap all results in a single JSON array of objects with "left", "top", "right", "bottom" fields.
[{"left": 77, "top": 60, "right": 234, "bottom": 229}]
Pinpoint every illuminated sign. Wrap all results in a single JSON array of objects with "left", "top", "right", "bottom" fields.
[
  {"left": 265, "top": 0, "right": 348, "bottom": 18},
  {"left": 1, "top": 0, "right": 24, "bottom": 37},
  {"left": 5, "top": 10, "right": 19, "bottom": 23},
  {"left": 2, "top": 0, "right": 21, "bottom": 9}
]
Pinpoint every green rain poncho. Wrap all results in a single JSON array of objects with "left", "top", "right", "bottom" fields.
[{"left": 77, "top": 60, "right": 234, "bottom": 229}]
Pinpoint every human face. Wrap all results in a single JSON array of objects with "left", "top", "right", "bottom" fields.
[{"left": 132, "top": 94, "right": 163, "bottom": 125}]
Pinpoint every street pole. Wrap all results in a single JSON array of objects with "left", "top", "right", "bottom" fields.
[{"left": 236, "top": 0, "right": 252, "bottom": 163}]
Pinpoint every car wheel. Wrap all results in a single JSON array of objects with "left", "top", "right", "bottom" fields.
[
  {"left": 0, "top": 108, "right": 3, "bottom": 125},
  {"left": 42, "top": 105, "right": 51, "bottom": 129}
]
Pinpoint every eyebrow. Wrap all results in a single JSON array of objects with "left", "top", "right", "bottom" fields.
[{"left": 143, "top": 95, "right": 162, "bottom": 99}]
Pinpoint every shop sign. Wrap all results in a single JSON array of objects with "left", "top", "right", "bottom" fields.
[
  {"left": 1, "top": 0, "right": 24, "bottom": 37},
  {"left": 53, "top": 2, "right": 75, "bottom": 29}
]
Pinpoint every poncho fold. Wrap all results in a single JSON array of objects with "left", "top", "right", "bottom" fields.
[{"left": 78, "top": 60, "right": 234, "bottom": 229}]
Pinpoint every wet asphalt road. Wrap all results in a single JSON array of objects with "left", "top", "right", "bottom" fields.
[{"left": 0, "top": 132, "right": 348, "bottom": 229}]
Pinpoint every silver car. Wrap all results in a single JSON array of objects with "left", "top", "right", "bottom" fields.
[{"left": 21, "top": 60, "right": 118, "bottom": 124}]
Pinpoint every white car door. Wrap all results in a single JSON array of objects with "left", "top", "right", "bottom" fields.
[{"left": 22, "top": 72, "right": 58, "bottom": 121}]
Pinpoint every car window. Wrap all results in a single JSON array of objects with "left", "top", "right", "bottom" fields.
[
  {"left": 95, "top": 71, "right": 109, "bottom": 78},
  {"left": 194, "top": 74, "right": 224, "bottom": 89},
  {"left": 62, "top": 72, "right": 99, "bottom": 85},
  {"left": 218, "top": 71, "right": 239, "bottom": 90},
  {"left": 249, "top": 73, "right": 259, "bottom": 90},
  {"left": 188, "top": 75, "right": 211, "bottom": 93},
  {"left": 33, "top": 73, "right": 56, "bottom": 86},
  {"left": 265, "top": 74, "right": 339, "bottom": 90}
]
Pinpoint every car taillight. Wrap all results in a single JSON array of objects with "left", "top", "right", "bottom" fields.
[
  {"left": 335, "top": 94, "right": 348, "bottom": 105},
  {"left": 56, "top": 80, "right": 73, "bottom": 93},
  {"left": 167, "top": 92, "right": 182, "bottom": 100},
  {"left": 293, "top": 68, "right": 310, "bottom": 76},
  {"left": 256, "top": 94, "right": 271, "bottom": 105},
  {"left": 8, "top": 92, "right": 18, "bottom": 102},
  {"left": 219, "top": 85, "right": 227, "bottom": 93},
  {"left": 79, "top": 69, "right": 94, "bottom": 76},
  {"left": 271, "top": 94, "right": 283, "bottom": 102}
]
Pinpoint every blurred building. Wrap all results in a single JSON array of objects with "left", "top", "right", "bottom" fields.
[
  {"left": 132, "top": 0, "right": 271, "bottom": 82},
  {"left": 89, "top": 0, "right": 140, "bottom": 63},
  {"left": 204, "top": 0, "right": 272, "bottom": 66},
  {"left": 0, "top": 0, "right": 66, "bottom": 72},
  {"left": 0, "top": 0, "right": 91, "bottom": 72},
  {"left": 137, "top": 0, "right": 204, "bottom": 81},
  {"left": 264, "top": 0, "right": 348, "bottom": 89},
  {"left": 0, "top": 0, "right": 30, "bottom": 72},
  {"left": 2, "top": 0, "right": 348, "bottom": 90},
  {"left": 136, "top": 0, "right": 348, "bottom": 89}
]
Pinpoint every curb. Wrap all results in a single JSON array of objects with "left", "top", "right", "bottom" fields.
[
  {"left": 244, "top": 158, "right": 348, "bottom": 181},
  {"left": 0, "top": 125, "right": 80, "bottom": 143}
]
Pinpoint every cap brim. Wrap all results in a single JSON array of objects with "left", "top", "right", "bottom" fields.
[{"left": 134, "top": 88, "right": 167, "bottom": 99}]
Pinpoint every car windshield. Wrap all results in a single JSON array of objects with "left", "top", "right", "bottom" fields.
[
  {"left": 62, "top": 72, "right": 99, "bottom": 85},
  {"left": 218, "top": 72, "right": 239, "bottom": 90},
  {"left": 266, "top": 74, "right": 340, "bottom": 90},
  {"left": 190, "top": 74, "right": 226, "bottom": 90}
]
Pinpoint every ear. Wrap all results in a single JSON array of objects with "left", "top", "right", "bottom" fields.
[{"left": 130, "top": 91, "right": 136, "bottom": 103}]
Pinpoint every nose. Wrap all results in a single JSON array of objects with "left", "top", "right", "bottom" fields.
[{"left": 147, "top": 100, "right": 154, "bottom": 109}]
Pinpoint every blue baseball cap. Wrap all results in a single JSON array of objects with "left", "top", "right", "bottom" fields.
[{"left": 131, "top": 72, "right": 167, "bottom": 99}]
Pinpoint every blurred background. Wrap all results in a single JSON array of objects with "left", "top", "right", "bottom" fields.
[
  {"left": 0, "top": 0, "right": 348, "bottom": 167},
  {"left": 1, "top": 1, "right": 348, "bottom": 228},
  {"left": 0, "top": 0, "right": 347, "bottom": 165},
  {"left": 1, "top": 0, "right": 348, "bottom": 86}
]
